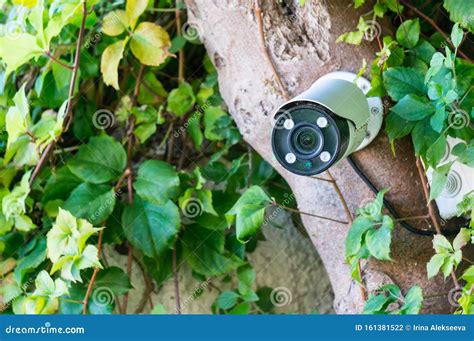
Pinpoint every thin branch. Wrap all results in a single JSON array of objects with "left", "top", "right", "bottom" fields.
[
  {"left": 175, "top": 0, "right": 185, "bottom": 82},
  {"left": 82, "top": 229, "right": 104, "bottom": 314},
  {"left": 415, "top": 157, "right": 461, "bottom": 289},
  {"left": 133, "top": 255, "right": 155, "bottom": 314},
  {"left": 122, "top": 64, "right": 145, "bottom": 314},
  {"left": 326, "top": 170, "right": 367, "bottom": 301},
  {"left": 29, "top": 1, "right": 88, "bottom": 186},
  {"left": 399, "top": 0, "right": 472, "bottom": 63},
  {"left": 253, "top": 0, "right": 289, "bottom": 100},
  {"left": 172, "top": 248, "right": 181, "bottom": 314},
  {"left": 271, "top": 202, "right": 349, "bottom": 225},
  {"left": 45, "top": 51, "right": 74, "bottom": 70}
]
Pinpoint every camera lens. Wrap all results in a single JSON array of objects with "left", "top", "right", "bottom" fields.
[{"left": 290, "top": 124, "right": 323, "bottom": 158}]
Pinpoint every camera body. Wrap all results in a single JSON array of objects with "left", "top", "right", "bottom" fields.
[{"left": 271, "top": 72, "right": 383, "bottom": 175}]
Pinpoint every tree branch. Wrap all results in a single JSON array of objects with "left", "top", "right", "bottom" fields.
[
  {"left": 271, "top": 201, "right": 349, "bottom": 224},
  {"left": 29, "top": 1, "right": 88, "bottom": 186},
  {"left": 82, "top": 229, "right": 104, "bottom": 314}
]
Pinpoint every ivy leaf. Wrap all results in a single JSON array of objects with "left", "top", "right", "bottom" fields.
[
  {"left": 429, "top": 162, "right": 453, "bottom": 202},
  {"left": 101, "top": 40, "right": 126, "bottom": 90},
  {"left": 14, "top": 237, "right": 46, "bottom": 285},
  {"left": 126, "top": 0, "right": 149, "bottom": 29},
  {"left": 32, "top": 271, "right": 68, "bottom": 298},
  {"left": 182, "top": 224, "right": 244, "bottom": 276},
  {"left": 444, "top": 0, "right": 474, "bottom": 32},
  {"left": 0, "top": 33, "right": 43, "bottom": 77},
  {"left": 365, "top": 215, "right": 393, "bottom": 260},
  {"left": 102, "top": 10, "right": 129, "bottom": 36},
  {"left": 429, "top": 107, "right": 447, "bottom": 132},
  {"left": 130, "top": 22, "right": 171, "bottom": 66},
  {"left": 167, "top": 82, "right": 196, "bottom": 116},
  {"left": 64, "top": 183, "right": 116, "bottom": 225},
  {"left": 453, "top": 228, "right": 471, "bottom": 250},
  {"left": 93, "top": 266, "right": 133, "bottom": 296},
  {"left": 2, "top": 170, "right": 31, "bottom": 220},
  {"left": 384, "top": 112, "right": 415, "bottom": 148},
  {"left": 383, "top": 67, "right": 425, "bottom": 101},
  {"left": 122, "top": 198, "right": 180, "bottom": 259},
  {"left": 215, "top": 291, "right": 240, "bottom": 310},
  {"left": 345, "top": 216, "right": 374, "bottom": 258},
  {"left": 134, "top": 160, "right": 180, "bottom": 205},
  {"left": 390, "top": 94, "right": 434, "bottom": 121},
  {"left": 204, "top": 106, "right": 227, "bottom": 141},
  {"left": 46, "top": 208, "right": 102, "bottom": 263},
  {"left": 398, "top": 286, "right": 423, "bottom": 314},
  {"left": 411, "top": 118, "right": 439, "bottom": 156},
  {"left": 396, "top": 19, "right": 420, "bottom": 48},
  {"left": 225, "top": 186, "right": 272, "bottom": 242},
  {"left": 426, "top": 134, "right": 446, "bottom": 168},
  {"left": 43, "top": 167, "right": 82, "bottom": 203},
  {"left": 187, "top": 114, "right": 203, "bottom": 150},
  {"left": 51, "top": 244, "right": 101, "bottom": 282},
  {"left": 427, "top": 253, "right": 448, "bottom": 279},
  {"left": 67, "top": 135, "right": 127, "bottom": 184}
]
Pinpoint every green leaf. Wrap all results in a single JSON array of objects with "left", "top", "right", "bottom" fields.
[
  {"left": 453, "top": 228, "right": 471, "bottom": 250},
  {"left": 130, "top": 22, "right": 171, "bottom": 66},
  {"left": 390, "top": 94, "right": 434, "bottom": 121},
  {"left": 411, "top": 118, "right": 439, "bottom": 156},
  {"left": 229, "top": 302, "right": 251, "bottom": 314},
  {"left": 429, "top": 162, "right": 453, "bottom": 201},
  {"left": 365, "top": 215, "right": 393, "bottom": 260},
  {"left": 432, "top": 234, "right": 453, "bottom": 253},
  {"left": 101, "top": 40, "right": 125, "bottom": 90},
  {"left": 225, "top": 186, "right": 272, "bottom": 242},
  {"left": 215, "top": 291, "right": 240, "bottom": 310},
  {"left": 429, "top": 107, "right": 447, "bottom": 132},
  {"left": 204, "top": 106, "right": 227, "bottom": 141},
  {"left": 122, "top": 198, "right": 180, "bottom": 259},
  {"left": 399, "top": 286, "right": 423, "bottom": 314},
  {"left": 396, "top": 19, "right": 420, "bottom": 48},
  {"left": 68, "top": 136, "right": 127, "bottom": 184},
  {"left": 0, "top": 33, "right": 43, "bottom": 77},
  {"left": 46, "top": 208, "right": 102, "bottom": 263},
  {"left": 182, "top": 224, "right": 244, "bottom": 277},
  {"left": 444, "top": 0, "right": 474, "bottom": 32},
  {"left": 43, "top": 167, "right": 82, "bottom": 203},
  {"left": 384, "top": 112, "right": 416, "bottom": 146},
  {"left": 383, "top": 67, "right": 425, "bottom": 101},
  {"left": 427, "top": 253, "right": 448, "bottom": 278},
  {"left": 2, "top": 170, "right": 31, "bottom": 220},
  {"left": 336, "top": 30, "right": 364, "bottom": 45},
  {"left": 14, "top": 237, "right": 46, "bottom": 285},
  {"left": 345, "top": 216, "right": 373, "bottom": 258},
  {"left": 187, "top": 114, "right": 203, "bottom": 150},
  {"left": 426, "top": 134, "right": 446, "bottom": 168},
  {"left": 94, "top": 266, "right": 133, "bottom": 296},
  {"left": 150, "top": 304, "right": 167, "bottom": 314},
  {"left": 64, "top": 183, "right": 116, "bottom": 225},
  {"left": 102, "top": 10, "right": 129, "bottom": 36},
  {"left": 134, "top": 160, "right": 180, "bottom": 204},
  {"left": 126, "top": 0, "right": 149, "bottom": 28},
  {"left": 237, "top": 264, "right": 256, "bottom": 296},
  {"left": 167, "top": 82, "right": 196, "bottom": 116}
]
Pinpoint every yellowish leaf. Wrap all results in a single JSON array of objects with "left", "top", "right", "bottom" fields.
[
  {"left": 126, "top": 0, "right": 149, "bottom": 28},
  {"left": 102, "top": 10, "right": 129, "bottom": 36},
  {"left": 0, "top": 33, "right": 43, "bottom": 77},
  {"left": 130, "top": 22, "right": 171, "bottom": 66},
  {"left": 12, "top": 0, "right": 37, "bottom": 8},
  {"left": 101, "top": 40, "right": 125, "bottom": 90}
]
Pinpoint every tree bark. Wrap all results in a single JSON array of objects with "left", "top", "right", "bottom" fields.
[{"left": 185, "top": 0, "right": 464, "bottom": 313}]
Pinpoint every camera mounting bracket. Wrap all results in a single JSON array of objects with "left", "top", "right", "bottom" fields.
[{"left": 313, "top": 71, "right": 384, "bottom": 151}]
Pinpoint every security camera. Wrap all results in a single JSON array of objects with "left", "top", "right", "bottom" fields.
[{"left": 271, "top": 71, "right": 383, "bottom": 176}]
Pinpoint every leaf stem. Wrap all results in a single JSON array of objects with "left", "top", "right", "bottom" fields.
[
  {"left": 82, "top": 229, "right": 104, "bottom": 314},
  {"left": 271, "top": 201, "right": 349, "bottom": 225},
  {"left": 45, "top": 51, "right": 74, "bottom": 70}
]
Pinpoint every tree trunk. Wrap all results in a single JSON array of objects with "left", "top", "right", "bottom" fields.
[{"left": 185, "top": 0, "right": 460, "bottom": 313}]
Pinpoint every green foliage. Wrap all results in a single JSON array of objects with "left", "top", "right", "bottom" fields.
[
  {"left": 364, "top": 284, "right": 423, "bottom": 314},
  {"left": 345, "top": 189, "right": 394, "bottom": 282}
]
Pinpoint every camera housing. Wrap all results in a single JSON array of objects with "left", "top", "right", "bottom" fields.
[{"left": 271, "top": 71, "right": 383, "bottom": 175}]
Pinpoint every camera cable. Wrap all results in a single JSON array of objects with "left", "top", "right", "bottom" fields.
[{"left": 347, "top": 155, "right": 463, "bottom": 236}]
